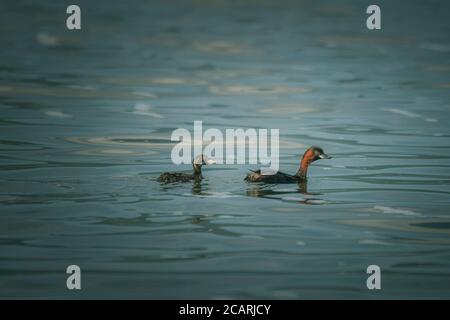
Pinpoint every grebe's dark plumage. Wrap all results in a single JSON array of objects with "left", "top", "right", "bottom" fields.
[
  {"left": 245, "top": 146, "right": 331, "bottom": 183},
  {"left": 157, "top": 154, "right": 216, "bottom": 183}
]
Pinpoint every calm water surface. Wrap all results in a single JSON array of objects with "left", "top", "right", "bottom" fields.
[{"left": 1, "top": 0, "right": 450, "bottom": 298}]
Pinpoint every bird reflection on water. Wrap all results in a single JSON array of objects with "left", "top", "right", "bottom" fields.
[
  {"left": 192, "top": 180, "right": 203, "bottom": 195},
  {"left": 246, "top": 181, "right": 325, "bottom": 205}
]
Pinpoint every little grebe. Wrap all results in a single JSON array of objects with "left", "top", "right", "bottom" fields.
[
  {"left": 158, "top": 154, "right": 216, "bottom": 183},
  {"left": 245, "top": 146, "right": 331, "bottom": 183}
]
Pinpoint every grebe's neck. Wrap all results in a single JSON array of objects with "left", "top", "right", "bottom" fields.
[
  {"left": 193, "top": 163, "right": 202, "bottom": 176},
  {"left": 296, "top": 151, "right": 314, "bottom": 179}
]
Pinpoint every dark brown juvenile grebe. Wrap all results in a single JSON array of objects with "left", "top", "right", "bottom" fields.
[
  {"left": 245, "top": 146, "right": 331, "bottom": 183},
  {"left": 157, "top": 154, "right": 216, "bottom": 183}
]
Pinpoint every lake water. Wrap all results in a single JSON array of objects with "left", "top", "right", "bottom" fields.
[{"left": 1, "top": 0, "right": 450, "bottom": 299}]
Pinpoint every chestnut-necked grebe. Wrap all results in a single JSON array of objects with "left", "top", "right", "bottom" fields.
[
  {"left": 157, "top": 154, "right": 216, "bottom": 183},
  {"left": 245, "top": 146, "right": 331, "bottom": 183}
]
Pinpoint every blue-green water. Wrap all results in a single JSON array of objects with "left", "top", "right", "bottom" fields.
[{"left": 1, "top": 0, "right": 450, "bottom": 299}]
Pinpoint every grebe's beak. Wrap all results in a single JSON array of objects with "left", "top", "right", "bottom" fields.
[
  {"left": 319, "top": 153, "right": 332, "bottom": 159},
  {"left": 205, "top": 159, "right": 216, "bottom": 165}
]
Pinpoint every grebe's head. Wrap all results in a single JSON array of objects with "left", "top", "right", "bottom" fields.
[
  {"left": 192, "top": 154, "right": 216, "bottom": 175},
  {"left": 297, "top": 146, "right": 331, "bottom": 178},
  {"left": 302, "top": 146, "right": 332, "bottom": 162},
  {"left": 193, "top": 154, "right": 216, "bottom": 166}
]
